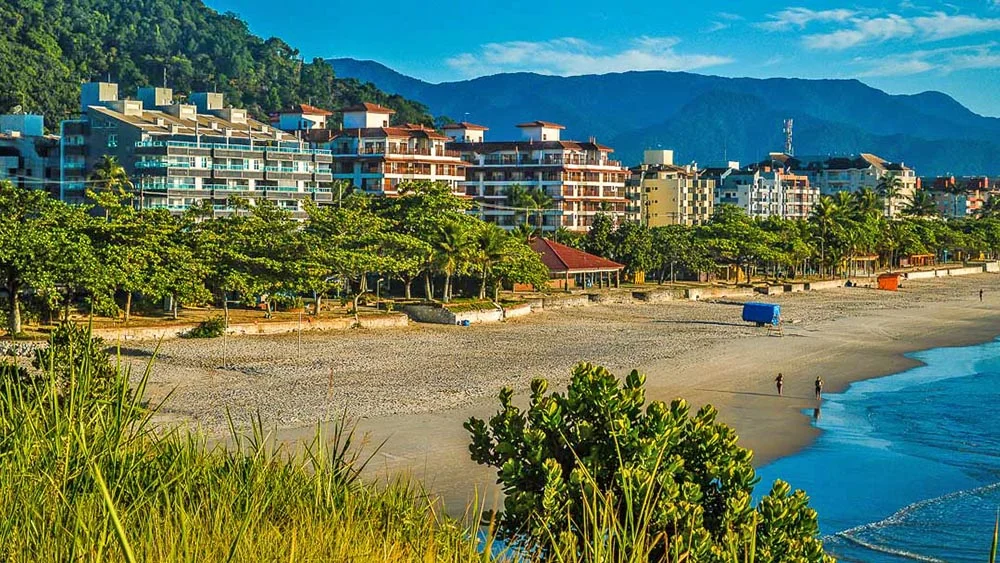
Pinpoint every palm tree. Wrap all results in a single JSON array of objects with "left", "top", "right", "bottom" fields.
[
  {"left": 853, "top": 188, "right": 882, "bottom": 220},
  {"left": 526, "top": 186, "right": 554, "bottom": 231},
  {"left": 877, "top": 175, "right": 903, "bottom": 217},
  {"left": 473, "top": 224, "right": 508, "bottom": 300},
  {"left": 809, "top": 195, "right": 840, "bottom": 278},
  {"left": 88, "top": 155, "right": 135, "bottom": 215},
  {"left": 432, "top": 221, "right": 471, "bottom": 303},
  {"left": 505, "top": 184, "right": 532, "bottom": 227},
  {"left": 902, "top": 190, "right": 937, "bottom": 218}
]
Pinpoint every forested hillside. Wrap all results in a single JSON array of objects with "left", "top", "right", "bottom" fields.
[{"left": 0, "top": 0, "right": 433, "bottom": 128}]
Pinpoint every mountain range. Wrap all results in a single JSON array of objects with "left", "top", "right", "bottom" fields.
[{"left": 330, "top": 58, "right": 1000, "bottom": 176}]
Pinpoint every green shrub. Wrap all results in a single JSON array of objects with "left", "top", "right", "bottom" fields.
[
  {"left": 466, "top": 363, "right": 833, "bottom": 561},
  {"left": 31, "top": 322, "right": 119, "bottom": 400},
  {"left": 182, "top": 316, "right": 226, "bottom": 339}
]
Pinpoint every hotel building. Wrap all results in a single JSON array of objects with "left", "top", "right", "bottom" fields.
[
  {"left": 293, "top": 103, "right": 467, "bottom": 196},
  {"left": 61, "top": 82, "right": 334, "bottom": 216},
  {"left": 446, "top": 121, "right": 629, "bottom": 231},
  {"left": 629, "top": 150, "right": 714, "bottom": 227}
]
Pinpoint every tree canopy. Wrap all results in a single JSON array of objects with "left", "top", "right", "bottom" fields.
[{"left": 0, "top": 0, "right": 433, "bottom": 127}]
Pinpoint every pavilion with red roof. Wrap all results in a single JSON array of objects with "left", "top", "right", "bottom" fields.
[{"left": 521, "top": 238, "right": 625, "bottom": 291}]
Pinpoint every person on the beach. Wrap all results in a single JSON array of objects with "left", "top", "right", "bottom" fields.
[
  {"left": 980, "top": 289, "right": 984, "bottom": 302},
  {"left": 775, "top": 373, "right": 784, "bottom": 396},
  {"left": 815, "top": 376, "right": 823, "bottom": 400}
]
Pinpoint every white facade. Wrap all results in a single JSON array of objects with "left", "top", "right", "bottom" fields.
[{"left": 343, "top": 103, "right": 393, "bottom": 129}]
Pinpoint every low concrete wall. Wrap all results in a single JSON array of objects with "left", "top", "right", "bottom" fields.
[
  {"left": 755, "top": 285, "right": 786, "bottom": 296},
  {"left": 905, "top": 270, "right": 937, "bottom": 280},
  {"left": 542, "top": 294, "right": 593, "bottom": 310},
  {"left": 686, "top": 286, "right": 756, "bottom": 301},
  {"left": 783, "top": 283, "right": 806, "bottom": 293},
  {"left": 503, "top": 303, "right": 533, "bottom": 320},
  {"left": 633, "top": 288, "right": 685, "bottom": 303},
  {"left": 984, "top": 262, "right": 1000, "bottom": 273},
  {"left": 805, "top": 280, "right": 845, "bottom": 291},
  {"left": 402, "top": 304, "right": 503, "bottom": 325},
  {"left": 946, "top": 266, "right": 985, "bottom": 277},
  {"left": 588, "top": 291, "right": 635, "bottom": 304},
  {"left": 91, "top": 314, "right": 408, "bottom": 342}
]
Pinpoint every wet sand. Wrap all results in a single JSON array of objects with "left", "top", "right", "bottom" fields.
[{"left": 130, "top": 274, "right": 1000, "bottom": 515}]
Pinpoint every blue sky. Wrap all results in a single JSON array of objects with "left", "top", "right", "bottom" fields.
[{"left": 205, "top": 0, "right": 1000, "bottom": 117}]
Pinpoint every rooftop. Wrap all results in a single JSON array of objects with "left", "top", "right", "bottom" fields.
[
  {"left": 276, "top": 103, "right": 333, "bottom": 116},
  {"left": 531, "top": 238, "right": 624, "bottom": 274},
  {"left": 339, "top": 102, "right": 396, "bottom": 114},
  {"left": 441, "top": 121, "right": 488, "bottom": 131},
  {"left": 88, "top": 105, "right": 296, "bottom": 143},
  {"left": 516, "top": 120, "right": 566, "bottom": 129}
]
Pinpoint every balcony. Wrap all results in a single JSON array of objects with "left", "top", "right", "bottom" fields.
[
  {"left": 63, "top": 144, "right": 87, "bottom": 156},
  {"left": 212, "top": 164, "right": 263, "bottom": 180}
]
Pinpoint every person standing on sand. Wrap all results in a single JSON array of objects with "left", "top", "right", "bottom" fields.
[
  {"left": 980, "top": 289, "right": 984, "bottom": 302},
  {"left": 775, "top": 373, "right": 784, "bottom": 396},
  {"left": 815, "top": 376, "right": 823, "bottom": 400}
]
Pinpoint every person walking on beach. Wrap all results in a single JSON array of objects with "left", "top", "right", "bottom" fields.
[
  {"left": 775, "top": 373, "right": 784, "bottom": 396},
  {"left": 980, "top": 289, "right": 984, "bottom": 302},
  {"left": 815, "top": 376, "right": 824, "bottom": 400}
]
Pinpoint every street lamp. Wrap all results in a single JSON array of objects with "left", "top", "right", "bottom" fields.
[{"left": 376, "top": 277, "right": 385, "bottom": 310}]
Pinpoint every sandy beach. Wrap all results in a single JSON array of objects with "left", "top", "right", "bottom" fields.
[{"left": 126, "top": 274, "right": 1000, "bottom": 515}]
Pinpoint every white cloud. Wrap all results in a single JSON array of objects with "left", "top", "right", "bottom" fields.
[
  {"left": 771, "top": 8, "right": 1000, "bottom": 50},
  {"left": 854, "top": 42, "right": 1000, "bottom": 76},
  {"left": 445, "top": 36, "right": 732, "bottom": 77},
  {"left": 757, "top": 7, "right": 856, "bottom": 31}
]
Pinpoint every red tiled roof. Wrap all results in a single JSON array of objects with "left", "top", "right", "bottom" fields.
[
  {"left": 516, "top": 120, "right": 565, "bottom": 129},
  {"left": 442, "top": 121, "right": 488, "bottom": 131},
  {"left": 448, "top": 140, "right": 614, "bottom": 152},
  {"left": 277, "top": 103, "right": 333, "bottom": 116},
  {"left": 531, "top": 238, "right": 624, "bottom": 274},
  {"left": 339, "top": 102, "right": 396, "bottom": 114},
  {"left": 328, "top": 127, "right": 449, "bottom": 140}
]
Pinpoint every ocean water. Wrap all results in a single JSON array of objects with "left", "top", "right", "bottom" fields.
[{"left": 754, "top": 340, "right": 1000, "bottom": 562}]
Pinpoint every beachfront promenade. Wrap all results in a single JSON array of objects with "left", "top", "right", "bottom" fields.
[{"left": 123, "top": 270, "right": 1000, "bottom": 515}]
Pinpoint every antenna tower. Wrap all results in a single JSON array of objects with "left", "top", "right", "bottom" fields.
[{"left": 783, "top": 118, "right": 794, "bottom": 156}]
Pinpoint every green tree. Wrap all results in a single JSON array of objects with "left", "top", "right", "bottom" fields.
[
  {"left": 432, "top": 220, "right": 472, "bottom": 303},
  {"left": 877, "top": 175, "right": 904, "bottom": 217},
  {"left": 584, "top": 213, "right": 615, "bottom": 258},
  {"left": 466, "top": 363, "right": 832, "bottom": 561},
  {"left": 902, "top": 190, "right": 938, "bottom": 218},
  {"left": 0, "top": 183, "right": 98, "bottom": 334}
]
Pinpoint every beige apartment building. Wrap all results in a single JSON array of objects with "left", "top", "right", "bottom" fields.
[{"left": 630, "top": 150, "right": 714, "bottom": 227}]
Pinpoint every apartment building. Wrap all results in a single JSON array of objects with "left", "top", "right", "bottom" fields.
[
  {"left": 704, "top": 160, "right": 817, "bottom": 220},
  {"left": 774, "top": 152, "right": 917, "bottom": 217},
  {"left": 928, "top": 176, "right": 991, "bottom": 218},
  {"left": 629, "top": 150, "right": 713, "bottom": 227},
  {"left": 0, "top": 113, "right": 60, "bottom": 196},
  {"left": 298, "top": 103, "right": 467, "bottom": 196},
  {"left": 447, "top": 121, "right": 628, "bottom": 232},
  {"left": 62, "top": 82, "right": 334, "bottom": 216}
]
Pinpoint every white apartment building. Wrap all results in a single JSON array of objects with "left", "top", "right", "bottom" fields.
[
  {"left": 708, "top": 161, "right": 817, "bottom": 220},
  {"left": 62, "top": 82, "right": 335, "bottom": 216},
  {"left": 776, "top": 152, "right": 917, "bottom": 217},
  {"left": 446, "top": 121, "right": 629, "bottom": 232}
]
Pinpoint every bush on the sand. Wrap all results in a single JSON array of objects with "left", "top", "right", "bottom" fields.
[
  {"left": 466, "top": 363, "right": 834, "bottom": 561},
  {"left": 182, "top": 315, "right": 226, "bottom": 339}
]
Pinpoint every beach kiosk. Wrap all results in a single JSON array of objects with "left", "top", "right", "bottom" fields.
[
  {"left": 877, "top": 272, "right": 902, "bottom": 291},
  {"left": 742, "top": 302, "right": 781, "bottom": 327}
]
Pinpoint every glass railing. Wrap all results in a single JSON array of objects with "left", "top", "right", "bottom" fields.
[
  {"left": 212, "top": 164, "right": 256, "bottom": 171},
  {"left": 135, "top": 139, "right": 331, "bottom": 156},
  {"left": 264, "top": 166, "right": 305, "bottom": 173}
]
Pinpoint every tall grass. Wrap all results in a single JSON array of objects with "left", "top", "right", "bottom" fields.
[{"left": 0, "top": 335, "right": 493, "bottom": 562}]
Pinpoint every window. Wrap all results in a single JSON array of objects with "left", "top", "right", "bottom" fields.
[{"left": 107, "top": 134, "right": 118, "bottom": 148}]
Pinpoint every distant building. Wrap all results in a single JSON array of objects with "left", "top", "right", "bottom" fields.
[
  {"left": 62, "top": 82, "right": 334, "bottom": 216},
  {"left": 927, "top": 176, "right": 990, "bottom": 218},
  {"left": 449, "top": 121, "right": 629, "bottom": 232},
  {"left": 703, "top": 158, "right": 817, "bottom": 220},
  {"left": 0, "top": 113, "right": 60, "bottom": 196},
  {"left": 629, "top": 150, "right": 714, "bottom": 227},
  {"left": 299, "top": 103, "right": 467, "bottom": 197},
  {"left": 771, "top": 152, "right": 917, "bottom": 217}
]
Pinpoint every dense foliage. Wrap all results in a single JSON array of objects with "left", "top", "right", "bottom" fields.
[
  {"left": 571, "top": 190, "right": 1000, "bottom": 283},
  {"left": 0, "top": 0, "right": 433, "bottom": 126},
  {"left": 466, "top": 363, "right": 832, "bottom": 561},
  {"left": 0, "top": 179, "right": 549, "bottom": 335}
]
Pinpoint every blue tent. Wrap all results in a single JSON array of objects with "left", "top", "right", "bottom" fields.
[{"left": 742, "top": 302, "right": 781, "bottom": 326}]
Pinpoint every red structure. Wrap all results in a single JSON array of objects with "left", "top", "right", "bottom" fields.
[
  {"left": 515, "top": 238, "right": 625, "bottom": 291},
  {"left": 877, "top": 273, "right": 902, "bottom": 291}
]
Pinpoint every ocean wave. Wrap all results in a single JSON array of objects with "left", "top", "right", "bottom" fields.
[{"left": 831, "top": 481, "right": 1000, "bottom": 562}]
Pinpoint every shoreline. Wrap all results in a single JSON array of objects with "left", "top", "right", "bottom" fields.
[{"left": 132, "top": 274, "right": 1000, "bottom": 516}]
